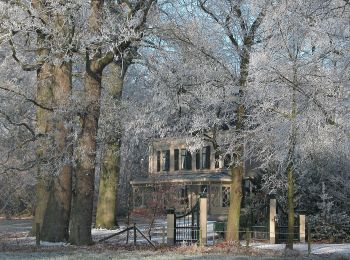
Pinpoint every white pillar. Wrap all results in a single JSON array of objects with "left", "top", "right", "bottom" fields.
[
  {"left": 192, "top": 151, "right": 196, "bottom": 170},
  {"left": 167, "top": 209, "right": 175, "bottom": 245},
  {"left": 300, "top": 214, "right": 306, "bottom": 243},
  {"left": 210, "top": 145, "right": 215, "bottom": 170},
  {"left": 199, "top": 195, "right": 207, "bottom": 245},
  {"left": 170, "top": 145, "right": 174, "bottom": 172},
  {"left": 148, "top": 145, "right": 153, "bottom": 173},
  {"left": 269, "top": 197, "right": 276, "bottom": 244}
]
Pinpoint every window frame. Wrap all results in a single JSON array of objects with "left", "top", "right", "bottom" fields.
[
  {"left": 174, "top": 149, "right": 179, "bottom": 171},
  {"left": 202, "top": 146, "right": 211, "bottom": 169},
  {"left": 162, "top": 150, "right": 170, "bottom": 171},
  {"left": 156, "top": 151, "right": 161, "bottom": 172},
  {"left": 181, "top": 149, "right": 192, "bottom": 170},
  {"left": 221, "top": 186, "right": 230, "bottom": 208}
]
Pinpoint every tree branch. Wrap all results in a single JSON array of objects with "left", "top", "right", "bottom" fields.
[
  {"left": 9, "top": 37, "right": 43, "bottom": 72},
  {"left": 0, "top": 110, "right": 35, "bottom": 137},
  {"left": 0, "top": 86, "right": 53, "bottom": 111},
  {"left": 198, "top": 0, "right": 239, "bottom": 48}
]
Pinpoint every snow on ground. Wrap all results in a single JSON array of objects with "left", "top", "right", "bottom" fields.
[
  {"left": 251, "top": 242, "right": 350, "bottom": 256},
  {"left": 2, "top": 219, "right": 350, "bottom": 259}
]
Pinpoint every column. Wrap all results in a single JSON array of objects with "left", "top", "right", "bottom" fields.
[
  {"left": 199, "top": 195, "right": 207, "bottom": 245},
  {"left": 192, "top": 151, "right": 196, "bottom": 171},
  {"left": 210, "top": 145, "right": 215, "bottom": 170},
  {"left": 167, "top": 209, "right": 175, "bottom": 245},
  {"left": 148, "top": 145, "right": 153, "bottom": 173},
  {"left": 299, "top": 214, "right": 306, "bottom": 243},
  {"left": 169, "top": 144, "right": 174, "bottom": 172},
  {"left": 269, "top": 197, "right": 276, "bottom": 244}
]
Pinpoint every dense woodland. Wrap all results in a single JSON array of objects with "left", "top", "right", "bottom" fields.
[{"left": 0, "top": 0, "right": 349, "bottom": 248}]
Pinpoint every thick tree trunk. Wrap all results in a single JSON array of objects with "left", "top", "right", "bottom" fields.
[
  {"left": 226, "top": 164, "right": 243, "bottom": 241},
  {"left": 69, "top": 0, "right": 104, "bottom": 245},
  {"left": 31, "top": 61, "right": 54, "bottom": 235},
  {"left": 226, "top": 48, "right": 250, "bottom": 242},
  {"left": 69, "top": 61, "right": 102, "bottom": 245},
  {"left": 96, "top": 143, "right": 119, "bottom": 228},
  {"left": 95, "top": 62, "right": 126, "bottom": 229},
  {"left": 41, "top": 62, "right": 73, "bottom": 242},
  {"left": 31, "top": 178, "right": 50, "bottom": 235}
]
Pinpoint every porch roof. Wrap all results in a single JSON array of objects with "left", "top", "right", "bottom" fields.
[{"left": 130, "top": 172, "right": 232, "bottom": 186}]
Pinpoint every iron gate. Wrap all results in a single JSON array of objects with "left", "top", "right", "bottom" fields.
[
  {"left": 276, "top": 202, "right": 299, "bottom": 243},
  {"left": 175, "top": 200, "right": 200, "bottom": 244},
  {"left": 249, "top": 196, "right": 269, "bottom": 240}
]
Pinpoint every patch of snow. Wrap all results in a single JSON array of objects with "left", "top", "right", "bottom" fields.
[
  {"left": 39, "top": 241, "right": 69, "bottom": 247},
  {"left": 91, "top": 226, "right": 126, "bottom": 236},
  {"left": 251, "top": 242, "right": 350, "bottom": 256}
]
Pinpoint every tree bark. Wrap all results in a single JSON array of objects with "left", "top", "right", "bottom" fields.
[
  {"left": 226, "top": 163, "right": 243, "bottom": 241},
  {"left": 95, "top": 62, "right": 126, "bottom": 229},
  {"left": 226, "top": 47, "right": 250, "bottom": 242},
  {"left": 69, "top": 62, "right": 102, "bottom": 245},
  {"left": 286, "top": 161, "right": 294, "bottom": 249},
  {"left": 95, "top": 142, "right": 119, "bottom": 228},
  {"left": 69, "top": 0, "right": 104, "bottom": 245},
  {"left": 31, "top": 177, "right": 50, "bottom": 235},
  {"left": 286, "top": 68, "right": 297, "bottom": 249},
  {"left": 31, "top": 62, "right": 54, "bottom": 235},
  {"left": 41, "top": 62, "right": 73, "bottom": 242}
]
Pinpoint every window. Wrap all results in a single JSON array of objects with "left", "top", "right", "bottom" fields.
[
  {"left": 181, "top": 149, "right": 192, "bottom": 170},
  {"left": 202, "top": 146, "right": 211, "bottom": 169},
  {"left": 224, "top": 154, "right": 232, "bottom": 168},
  {"left": 162, "top": 150, "right": 170, "bottom": 171},
  {"left": 156, "top": 151, "right": 161, "bottom": 172},
  {"left": 133, "top": 188, "right": 143, "bottom": 207},
  {"left": 196, "top": 150, "right": 201, "bottom": 170},
  {"left": 180, "top": 186, "right": 188, "bottom": 205},
  {"left": 215, "top": 151, "right": 220, "bottom": 168},
  {"left": 200, "top": 185, "right": 208, "bottom": 194},
  {"left": 174, "top": 149, "right": 179, "bottom": 171},
  {"left": 222, "top": 186, "right": 230, "bottom": 207}
]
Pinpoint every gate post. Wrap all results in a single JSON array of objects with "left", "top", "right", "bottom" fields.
[
  {"left": 166, "top": 208, "right": 175, "bottom": 245},
  {"left": 199, "top": 194, "right": 207, "bottom": 245},
  {"left": 269, "top": 195, "right": 277, "bottom": 244},
  {"left": 299, "top": 213, "right": 306, "bottom": 243}
]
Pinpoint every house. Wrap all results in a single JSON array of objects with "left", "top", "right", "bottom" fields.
[{"left": 130, "top": 134, "right": 256, "bottom": 221}]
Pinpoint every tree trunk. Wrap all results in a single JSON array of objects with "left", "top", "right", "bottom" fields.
[
  {"left": 69, "top": 62, "right": 102, "bottom": 245},
  {"left": 69, "top": 0, "right": 104, "bottom": 245},
  {"left": 286, "top": 162, "right": 294, "bottom": 249},
  {"left": 226, "top": 47, "right": 250, "bottom": 242},
  {"left": 286, "top": 69, "right": 297, "bottom": 249},
  {"left": 41, "top": 62, "right": 73, "bottom": 242},
  {"left": 226, "top": 163, "right": 243, "bottom": 241},
  {"left": 31, "top": 177, "right": 50, "bottom": 235},
  {"left": 95, "top": 62, "right": 127, "bottom": 229},
  {"left": 96, "top": 143, "right": 119, "bottom": 228},
  {"left": 31, "top": 61, "right": 54, "bottom": 236}
]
